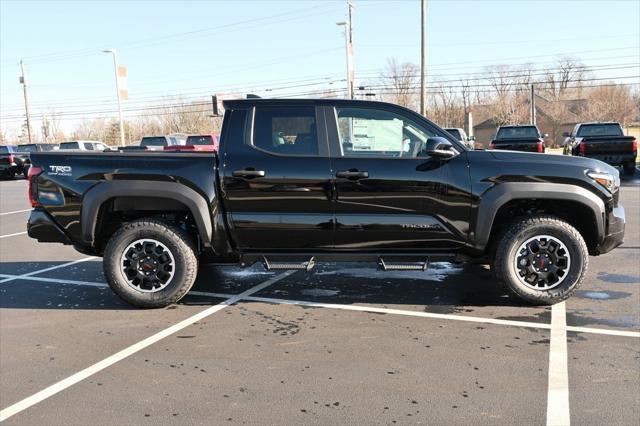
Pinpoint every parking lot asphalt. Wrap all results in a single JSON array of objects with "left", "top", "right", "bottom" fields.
[{"left": 0, "top": 172, "right": 638, "bottom": 425}]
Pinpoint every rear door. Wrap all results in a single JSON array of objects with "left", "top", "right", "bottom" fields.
[
  {"left": 221, "top": 103, "right": 333, "bottom": 250},
  {"left": 325, "top": 104, "right": 470, "bottom": 250}
]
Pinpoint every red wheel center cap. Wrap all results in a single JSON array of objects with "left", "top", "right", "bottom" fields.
[{"left": 142, "top": 262, "right": 154, "bottom": 271}]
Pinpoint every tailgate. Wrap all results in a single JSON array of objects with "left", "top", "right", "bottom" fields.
[
  {"left": 492, "top": 139, "right": 540, "bottom": 152},
  {"left": 581, "top": 137, "right": 635, "bottom": 155}
]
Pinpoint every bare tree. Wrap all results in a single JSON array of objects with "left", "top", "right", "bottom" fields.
[
  {"left": 584, "top": 84, "right": 636, "bottom": 125},
  {"left": 378, "top": 58, "right": 419, "bottom": 110},
  {"left": 158, "top": 98, "right": 211, "bottom": 134}
]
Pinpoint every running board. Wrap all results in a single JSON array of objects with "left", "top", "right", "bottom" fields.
[
  {"left": 378, "top": 257, "right": 429, "bottom": 271},
  {"left": 262, "top": 256, "right": 316, "bottom": 271}
]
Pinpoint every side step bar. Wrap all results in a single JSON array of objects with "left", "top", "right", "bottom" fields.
[
  {"left": 262, "top": 256, "right": 316, "bottom": 271},
  {"left": 378, "top": 257, "right": 429, "bottom": 271}
]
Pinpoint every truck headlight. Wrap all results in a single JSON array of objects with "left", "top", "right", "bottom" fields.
[{"left": 587, "top": 170, "right": 619, "bottom": 193}]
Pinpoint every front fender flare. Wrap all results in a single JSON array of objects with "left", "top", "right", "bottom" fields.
[
  {"left": 474, "top": 182, "right": 605, "bottom": 249},
  {"left": 80, "top": 180, "right": 213, "bottom": 247}
]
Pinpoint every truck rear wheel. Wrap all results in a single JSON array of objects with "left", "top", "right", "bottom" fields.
[
  {"left": 493, "top": 215, "right": 588, "bottom": 305},
  {"left": 103, "top": 219, "right": 198, "bottom": 308}
]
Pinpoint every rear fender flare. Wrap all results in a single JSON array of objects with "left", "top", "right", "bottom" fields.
[
  {"left": 474, "top": 182, "right": 605, "bottom": 249},
  {"left": 81, "top": 181, "right": 213, "bottom": 247}
]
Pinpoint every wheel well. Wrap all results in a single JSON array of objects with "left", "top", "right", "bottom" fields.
[
  {"left": 94, "top": 196, "right": 200, "bottom": 253},
  {"left": 487, "top": 199, "right": 599, "bottom": 254}
]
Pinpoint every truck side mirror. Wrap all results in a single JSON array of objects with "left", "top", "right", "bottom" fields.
[
  {"left": 562, "top": 132, "right": 570, "bottom": 138},
  {"left": 424, "top": 137, "right": 456, "bottom": 159},
  {"left": 468, "top": 135, "right": 476, "bottom": 141}
]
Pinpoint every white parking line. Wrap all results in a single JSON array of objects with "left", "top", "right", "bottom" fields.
[
  {"left": 0, "top": 257, "right": 97, "bottom": 284},
  {"left": 0, "top": 231, "right": 28, "bottom": 239},
  {"left": 546, "top": 302, "right": 571, "bottom": 426},
  {"left": 0, "top": 209, "right": 31, "bottom": 216},
  {"left": 0, "top": 270, "right": 294, "bottom": 422},
  {"left": 0, "top": 274, "right": 108, "bottom": 288}
]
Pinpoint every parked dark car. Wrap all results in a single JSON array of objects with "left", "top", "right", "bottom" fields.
[
  {"left": 489, "top": 125, "right": 546, "bottom": 153},
  {"left": 26, "top": 98, "right": 624, "bottom": 309},
  {"left": 562, "top": 122, "right": 637, "bottom": 175},
  {"left": 0, "top": 145, "right": 30, "bottom": 179}
]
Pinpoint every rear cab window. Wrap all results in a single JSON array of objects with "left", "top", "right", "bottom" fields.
[
  {"left": 186, "top": 135, "right": 214, "bottom": 145},
  {"left": 140, "top": 137, "right": 167, "bottom": 147},
  {"left": 252, "top": 106, "right": 318, "bottom": 156},
  {"left": 59, "top": 142, "right": 79, "bottom": 150},
  {"left": 496, "top": 126, "right": 540, "bottom": 140},
  {"left": 577, "top": 124, "right": 623, "bottom": 137},
  {"left": 0, "top": 146, "right": 10, "bottom": 154},
  {"left": 18, "top": 144, "right": 37, "bottom": 152}
]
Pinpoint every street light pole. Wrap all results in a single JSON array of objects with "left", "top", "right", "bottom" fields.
[
  {"left": 420, "top": 0, "right": 427, "bottom": 116},
  {"left": 337, "top": 0, "right": 355, "bottom": 100},
  {"left": 103, "top": 49, "right": 125, "bottom": 146},
  {"left": 19, "top": 60, "right": 33, "bottom": 143}
]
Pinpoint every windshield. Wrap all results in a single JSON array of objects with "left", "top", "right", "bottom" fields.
[
  {"left": 140, "top": 137, "right": 167, "bottom": 147},
  {"left": 445, "top": 129, "right": 462, "bottom": 140},
  {"left": 496, "top": 126, "right": 539, "bottom": 140},
  {"left": 577, "top": 124, "right": 623, "bottom": 137},
  {"left": 186, "top": 135, "right": 214, "bottom": 145},
  {"left": 59, "top": 142, "right": 79, "bottom": 150}
]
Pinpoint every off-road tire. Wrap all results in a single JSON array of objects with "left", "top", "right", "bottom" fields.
[
  {"left": 493, "top": 215, "right": 588, "bottom": 305},
  {"left": 623, "top": 161, "right": 636, "bottom": 175},
  {"left": 103, "top": 219, "right": 198, "bottom": 308}
]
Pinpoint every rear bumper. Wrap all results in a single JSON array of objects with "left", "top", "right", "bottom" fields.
[
  {"left": 585, "top": 154, "right": 636, "bottom": 166},
  {"left": 27, "top": 209, "right": 72, "bottom": 244},
  {"left": 594, "top": 205, "right": 625, "bottom": 255}
]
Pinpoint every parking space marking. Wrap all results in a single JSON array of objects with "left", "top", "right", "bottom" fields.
[
  {"left": 0, "top": 270, "right": 294, "bottom": 422},
  {"left": 0, "top": 256, "right": 97, "bottom": 284},
  {"left": 546, "top": 302, "right": 570, "bottom": 426},
  {"left": 4, "top": 277, "right": 640, "bottom": 339},
  {"left": 0, "top": 209, "right": 31, "bottom": 216},
  {"left": 0, "top": 274, "right": 108, "bottom": 288},
  {"left": 0, "top": 231, "right": 28, "bottom": 239}
]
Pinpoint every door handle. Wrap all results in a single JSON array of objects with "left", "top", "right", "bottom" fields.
[
  {"left": 336, "top": 169, "right": 369, "bottom": 179},
  {"left": 233, "top": 169, "right": 265, "bottom": 178}
]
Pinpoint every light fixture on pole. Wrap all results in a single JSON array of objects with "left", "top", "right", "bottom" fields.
[{"left": 102, "top": 48, "right": 126, "bottom": 147}]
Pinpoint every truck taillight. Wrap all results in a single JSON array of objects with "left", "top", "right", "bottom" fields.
[
  {"left": 7, "top": 154, "right": 14, "bottom": 164},
  {"left": 632, "top": 137, "right": 637, "bottom": 154},
  {"left": 27, "top": 166, "right": 43, "bottom": 208},
  {"left": 488, "top": 142, "right": 495, "bottom": 150},
  {"left": 537, "top": 140, "right": 544, "bottom": 153},
  {"left": 578, "top": 139, "right": 587, "bottom": 156}
]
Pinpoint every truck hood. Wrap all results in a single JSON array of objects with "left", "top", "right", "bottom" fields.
[{"left": 488, "top": 150, "right": 618, "bottom": 175}]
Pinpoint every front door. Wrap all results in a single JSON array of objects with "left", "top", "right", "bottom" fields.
[
  {"left": 325, "top": 104, "right": 469, "bottom": 251},
  {"left": 221, "top": 104, "right": 333, "bottom": 250}
]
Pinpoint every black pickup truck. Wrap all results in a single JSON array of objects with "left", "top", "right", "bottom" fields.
[
  {"left": 563, "top": 122, "right": 637, "bottom": 175},
  {"left": 0, "top": 145, "right": 29, "bottom": 179},
  {"left": 26, "top": 99, "right": 625, "bottom": 308},
  {"left": 489, "top": 125, "right": 547, "bottom": 153}
]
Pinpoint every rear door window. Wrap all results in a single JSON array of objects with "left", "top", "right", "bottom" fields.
[{"left": 252, "top": 106, "right": 318, "bottom": 156}]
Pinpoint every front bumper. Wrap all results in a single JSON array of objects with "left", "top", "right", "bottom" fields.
[
  {"left": 27, "top": 209, "right": 72, "bottom": 244},
  {"left": 594, "top": 205, "right": 625, "bottom": 255}
]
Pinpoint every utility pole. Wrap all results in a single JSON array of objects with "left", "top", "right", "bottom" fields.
[
  {"left": 103, "top": 49, "right": 126, "bottom": 146},
  {"left": 420, "top": 0, "right": 427, "bottom": 116},
  {"left": 337, "top": 1, "right": 355, "bottom": 99},
  {"left": 530, "top": 83, "right": 536, "bottom": 125},
  {"left": 19, "top": 60, "right": 33, "bottom": 143}
]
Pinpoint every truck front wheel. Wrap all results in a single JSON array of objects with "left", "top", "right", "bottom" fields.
[
  {"left": 103, "top": 219, "right": 198, "bottom": 308},
  {"left": 493, "top": 215, "right": 588, "bottom": 305}
]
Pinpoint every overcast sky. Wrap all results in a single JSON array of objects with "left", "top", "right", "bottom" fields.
[{"left": 1, "top": 0, "right": 639, "bottom": 137}]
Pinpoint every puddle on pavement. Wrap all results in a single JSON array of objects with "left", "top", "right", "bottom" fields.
[
  {"left": 576, "top": 290, "right": 632, "bottom": 301},
  {"left": 313, "top": 262, "right": 464, "bottom": 282},
  {"left": 597, "top": 272, "right": 640, "bottom": 284}
]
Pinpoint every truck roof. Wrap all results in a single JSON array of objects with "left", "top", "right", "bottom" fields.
[{"left": 223, "top": 98, "right": 408, "bottom": 109}]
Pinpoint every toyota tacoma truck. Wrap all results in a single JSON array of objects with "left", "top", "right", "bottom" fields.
[
  {"left": 26, "top": 99, "right": 625, "bottom": 308},
  {"left": 489, "top": 125, "right": 547, "bottom": 153},
  {"left": 562, "top": 122, "right": 637, "bottom": 175}
]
